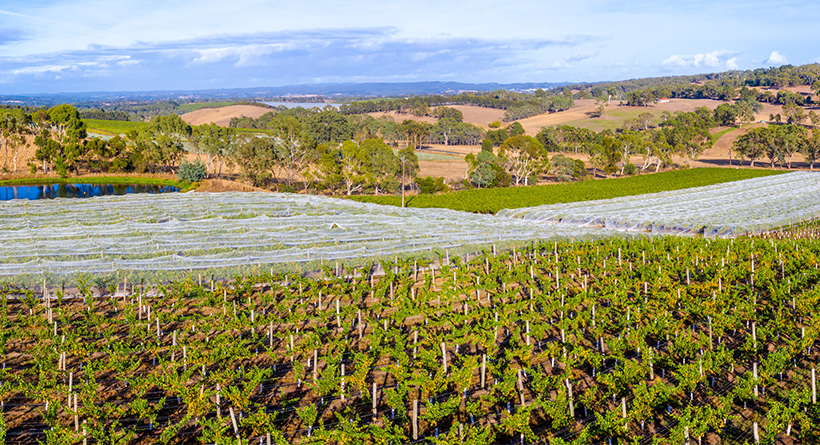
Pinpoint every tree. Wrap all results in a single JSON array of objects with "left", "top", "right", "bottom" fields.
[
  {"left": 465, "top": 150, "right": 498, "bottom": 188},
  {"left": 801, "top": 130, "right": 820, "bottom": 169},
  {"left": 0, "top": 109, "right": 31, "bottom": 173},
  {"left": 233, "top": 135, "right": 277, "bottom": 186},
  {"left": 733, "top": 99, "right": 760, "bottom": 127},
  {"left": 307, "top": 110, "right": 353, "bottom": 143},
  {"left": 615, "top": 131, "right": 645, "bottom": 175},
  {"left": 498, "top": 135, "right": 548, "bottom": 185},
  {"left": 777, "top": 125, "right": 806, "bottom": 168},
  {"left": 400, "top": 120, "right": 431, "bottom": 149},
  {"left": 432, "top": 118, "right": 459, "bottom": 146},
  {"left": 507, "top": 122, "right": 525, "bottom": 137},
  {"left": 191, "top": 123, "right": 236, "bottom": 179},
  {"left": 397, "top": 146, "right": 419, "bottom": 205},
  {"left": 361, "top": 138, "right": 399, "bottom": 194},
  {"left": 270, "top": 116, "right": 316, "bottom": 187},
  {"left": 33, "top": 132, "right": 62, "bottom": 175},
  {"left": 486, "top": 128, "right": 509, "bottom": 146},
  {"left": 713, "top": 103, "right": 737, "bottom": 127},
  {"left": 808, "top": 110, "right": 820, "bottom": 128},
  {"left": 147, "top": 114, "right": 191, "bottom": 171},
  {"left": 551, "top": 154, "right": 578, "bottom": 182},
  {"left": 636, "top": 112, "right": 654, "bottom": 130},
  {"left": 589, "top": 135, "right": 621, "bottom": 176},
  {"left": 733, "top": 127, "right": 768, "bottom": 167},
  {"left": 432, "top": 106, "right": 463, "bottom": 122},
  {"left": 46, "top": 104, "right": 87, "bottom": 142},
  {"left": 782, "top": 101, "right": 805, "bottom": 124},
  {"left": 314, "top": 141, "right": 372, "bottom": 195},
  {"left": 590, "top": 99, "right": 608, "bottom": 118}
]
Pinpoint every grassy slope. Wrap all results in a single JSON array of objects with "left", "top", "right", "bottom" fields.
[
  {"left": 177, "top": 102, "right": 240, "bottom": 113},
  {"left": 0, "top": 176, "right": 197, "bottom": 191},
  {"left": 711, "top": 126, "right": 739, "bottom": 144},
  {"left": 350, "top": 168, "right": 786, "bottom": 214},
  {"left": 85, "top": 118, "right": 273, "bottom": 136},
  {"left": 557, "top": 108, "right": 663, "bottom": 132},
  {"left": 84, "top": 119, "right": 147, "bottom": 136}
]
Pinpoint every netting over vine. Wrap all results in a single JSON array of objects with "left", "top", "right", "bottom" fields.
[
  {"left": 499, "top": 171, "right": 820, "bottom": 237},
  {"left": 0, "top": 191, "right": 611, "bottom": 281},
  {"left": 2, "top": 172, "right": 818, "bottom": 282}
]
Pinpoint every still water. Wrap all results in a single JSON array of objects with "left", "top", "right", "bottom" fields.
[{"left": 0, "top": 183, "right": 180, "bottom": 201}]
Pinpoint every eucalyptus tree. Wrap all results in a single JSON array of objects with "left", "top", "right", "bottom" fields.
[
  {"left": 498, "top": 134, "right": 549, "bottom": 186},
  {"left": 191, "top": 123, "right": 237, "bottom": 178}
]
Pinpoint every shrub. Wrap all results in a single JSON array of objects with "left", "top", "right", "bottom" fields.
[
  {"left": 623, "top": 163, "right": 637, "bottom": 176},
  {"left": 418, "top": 176, "right": 450, "bottom": 194},
  {"left": 178, "top": 159, "right": 207, "bottom": 183}
]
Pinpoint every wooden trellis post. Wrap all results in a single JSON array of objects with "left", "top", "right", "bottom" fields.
[
  {"left": 412, "top": 399, "right": 419, "bottom": 440},
  {"left": 481, "top": 354, "right": 487, "bottom": 389}
]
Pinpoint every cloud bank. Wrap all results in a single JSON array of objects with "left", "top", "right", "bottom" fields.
[{"left": 0, "top": 28, "right": 598, "bottom": 93}]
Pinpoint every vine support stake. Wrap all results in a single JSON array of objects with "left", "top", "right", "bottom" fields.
[
  {"left": 74, "top": 393, "right": 79, "bottom": 431},
  {"left": 621, "top": 397, "right": 627, "bottom": 430},
  {"left": 216, "top": 383, "right": 221, "bottom": 418},
  {"left": 753, "top": 362, "right": 759, "bottom": 398},
  {"left": 812, "top": 367, "right": 816, "bottom": 403},
  {"left": 229, "top": 407, "right": 240, "bottom": 439},
  {"left": 412, "top": 399, "right": 419, "bottom": 440},
  {"left": 372, "top": 382, "right": 378, "bottom": 416},
  {"left": 481, "top": 354, "right": 487, "bottom": 389}
]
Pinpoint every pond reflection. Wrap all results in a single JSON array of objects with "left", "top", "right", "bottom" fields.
[{"left": 0, "top": 183, "right": 180, "bottom": 201}]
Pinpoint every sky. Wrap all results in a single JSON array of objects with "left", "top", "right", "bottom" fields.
[{"left": 0, "top": 0, "right": 818, "bottom": 94}]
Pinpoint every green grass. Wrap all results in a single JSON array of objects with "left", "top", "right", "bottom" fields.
[
  {"left": 349, "top": 168, "right": 786, "bottom": 214},
  {"left": 711, "top": 126, "right": 739, "bottom": 144},
  {"left": 83, "top": 119, "right": 148, "bottom": 136},
  {"left": 84, "top": 118, "right": 273, "bottom": 136},
  {"left": 235, "top": 128, "right": 275, "bottom": 135},
  {"left": 177, "top": 102, "right": 240, "bottom": 113},
  {"left": 177, "top": 101, "right": 274, "bottom": 113},
  {"left": 561, "top": 108, "right": 664, "bottom": 132},
  {"left": 0, "top": 176, "right": 198, "bottom": 192}
]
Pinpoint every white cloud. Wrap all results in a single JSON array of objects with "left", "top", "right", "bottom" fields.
[
  {"left": 547, "top": 52, "right": 596, "bottom": 69},
  {"left": 662, "top": 50, "right": 739, "bottom": 69},
  {"left": 764, "top": 51, "right": 787, "bottom": 65},
  {"left": 726, "top": 57, "right": 739, "bottom": 69}
]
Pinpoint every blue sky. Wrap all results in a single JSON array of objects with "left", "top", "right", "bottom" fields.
[{"left": 0, "top": 0, "right": 818, "bottom": 94}]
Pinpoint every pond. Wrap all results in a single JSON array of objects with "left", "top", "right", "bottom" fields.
[{"left": 0, "top": 183, "right": 180, "bottom": 201}]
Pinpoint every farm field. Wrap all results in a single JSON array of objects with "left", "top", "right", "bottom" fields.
[
  {"left": 180, "top": 105, "right": 272, "bottom": 127},
  {"left": 4, "top": 231, "right": 820, "bottom": 443},
  {"left": 351, "top": 168, "right": 784, "bottom": 213},
  {"left": 0, "top": 170, "right": 814, "bottom": 286},
  {"left": 83, "top": 119, "right": 148, "bottom": 136},
  {"left": 2, "top": 170, "right": 820, "bottom": 444}
]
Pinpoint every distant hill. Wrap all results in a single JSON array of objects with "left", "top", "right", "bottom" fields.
[{"left": 0, "top": 81, "right": 570, "bottom": 107}]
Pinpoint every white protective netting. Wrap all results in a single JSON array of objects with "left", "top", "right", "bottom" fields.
[
  {"left": 498, "top": 171, "right": 820, "bottom": 236},
  {"left": 3, "top": 171, "right": 819, "bottom": 283},
  {"left": 0, "top": 191, "right": 616, "bottom": 282}
]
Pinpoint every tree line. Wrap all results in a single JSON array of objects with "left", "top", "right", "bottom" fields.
[
  {"left": 230, "top": 106, "right": 486, "bottom": 147},
  {"left": 336, "top": 89, "right": 574, "bottom": 122},
  {"left": 566, "top": 62, "right": 820, "bottom": 99},
  {"left": 0, "top": 105, "right": 432, "bottom": 196}
]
